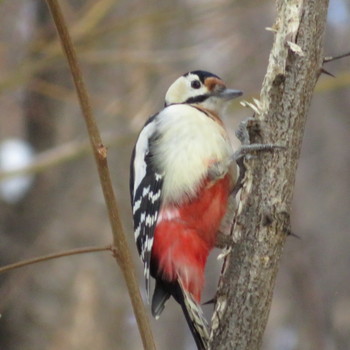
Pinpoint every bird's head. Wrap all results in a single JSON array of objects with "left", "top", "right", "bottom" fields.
[{"left": 164, "top": 70, "right": 242, "bottom": 113}]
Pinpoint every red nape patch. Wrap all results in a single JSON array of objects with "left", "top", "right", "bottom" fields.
[{"left": 151, "top": 175, "right": 230, "bottom": 302}]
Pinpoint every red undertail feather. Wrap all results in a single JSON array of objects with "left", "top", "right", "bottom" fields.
[{"left": 152, "top": 175, "right": 230, "bottom": 301}]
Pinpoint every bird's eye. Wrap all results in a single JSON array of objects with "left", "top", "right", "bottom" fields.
[{"left": 191, "top": 80, "right": 201, "bottom": 89}]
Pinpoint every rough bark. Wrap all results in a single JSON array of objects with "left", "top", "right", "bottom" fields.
[{"left": 209, "top": 1, "right": 329, "bottom": 349}]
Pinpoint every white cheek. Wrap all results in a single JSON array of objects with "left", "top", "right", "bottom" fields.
[{"left": 165, "top": 75, "right": 210, "bottom": 104}]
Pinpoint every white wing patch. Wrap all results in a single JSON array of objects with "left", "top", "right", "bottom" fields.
[{"left": 133, "top": 121, "right": 157, "bottom": 197}]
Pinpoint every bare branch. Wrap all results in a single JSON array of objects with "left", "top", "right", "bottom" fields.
[
  {"left": 324, "top": 50, "right": 350, "bottom": 63},
  {"left": 44, "top": 1, "right": 156, "bottom": 349},
  {"left": 0, "top": 246, "right": 111, "bottom": 275}
]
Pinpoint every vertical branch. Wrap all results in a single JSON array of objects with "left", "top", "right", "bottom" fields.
[
  {"left": 209, "top": 1, "right": 329, "bottom": 349},
  {"left": 44, "top": 1, "right": 156, "bottom": 349}
]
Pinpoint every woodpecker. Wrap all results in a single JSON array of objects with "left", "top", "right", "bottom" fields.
[{"left": 130, "top": 70, "right": 242, "bottom": 349}]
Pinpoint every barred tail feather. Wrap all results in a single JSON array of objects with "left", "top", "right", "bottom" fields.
[
  {"left": 178, "top": 278, "right": 209, "bottom": 350},
  {"left": 151, "top": 278, "right": 209, "bottom": 349}
]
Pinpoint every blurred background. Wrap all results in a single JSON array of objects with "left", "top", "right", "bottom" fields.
[{"left": 0, "top": 0, "right": 349, "bottom": 349}]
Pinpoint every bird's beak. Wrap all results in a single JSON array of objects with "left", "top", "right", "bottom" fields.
[{"left": 216, "top": 88, "right": 243, "bottom": 100}]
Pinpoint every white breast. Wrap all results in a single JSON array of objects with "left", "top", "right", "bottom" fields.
[{"left": 152, "top": 104, "right": 232, "bottom": 204}]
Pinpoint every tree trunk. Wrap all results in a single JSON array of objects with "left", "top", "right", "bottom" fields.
[{"left": 209, "top": 1, "right": 329, "bottom": 349}]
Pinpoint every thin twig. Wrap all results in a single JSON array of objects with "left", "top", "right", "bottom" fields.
[
  {"left": 44, "top": 1, "right": 156, "bottom": 349},
  {"left": 324, "top": 50, "right": 350, "bottom": 63},
  {"left": 0, "top": 246, "right": 111, "bottom": 275}
]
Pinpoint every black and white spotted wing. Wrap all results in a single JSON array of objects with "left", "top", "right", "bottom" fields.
[{"left": 130, "top": 115, "right": 163, "bottom": 298}]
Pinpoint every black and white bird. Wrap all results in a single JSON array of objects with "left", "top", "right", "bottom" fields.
[{"left": 130, "top": 70, "right": 242, "bottom": 349}]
